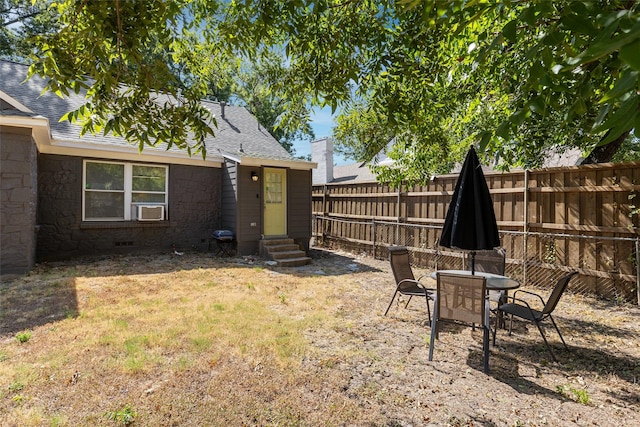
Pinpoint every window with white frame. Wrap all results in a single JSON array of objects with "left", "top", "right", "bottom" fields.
[{"left": 83, "top": 160, "right": 168, "bottom": 221}]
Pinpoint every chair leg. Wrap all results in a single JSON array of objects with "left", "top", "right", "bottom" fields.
[
  {"left": 492, "top": 314, "right": 498, "bottom": 346},
  {"left": 404, "top": 295, "right": 413, "bottom": 308},
  {"left": 549, "top": 315, "right": 570, "bottom": 351},
  {"left": 497, "top": 292, "right": 507, "bottom": 329},
  {"left": 507, "top": 313, "right": 514, "bottom": 336},
  {"left": 384, "top": 290, "right": 399, "bottom": 316},
  {"left": 483, "top": 326, "right": 490, "bottom": 374},
  {"left": 424, "top": 294, "right": 432, "bottom": 325},
  {"left": 535, "top": 321, "right": 558, "bottom": 362},
  {"left": 428, "top": 310, "right": 438, "bottom": 361}
]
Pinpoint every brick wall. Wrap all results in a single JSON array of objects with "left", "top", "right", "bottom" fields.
[
  {"left": 37, "top": 154, "right": 222, "bottom": 261},
  {"left": 0, "top": 126, "right": 38, "bottom": 276}
]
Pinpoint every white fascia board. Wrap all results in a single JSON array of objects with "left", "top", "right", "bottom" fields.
[
  {"left": 44, "top": 138, "right": 224, "bottom": 167},
  {"left": 221, "top": 152, "right": 317, "bottom": 170},
  {"left": 1, "top": 114, "right": 223, "bottom": 167},
  {"left": 1, "top": 114, "right": 52, "bottom": 146},
  {"left": 0, "top": 90, "right": 35, "bottom": 114}
]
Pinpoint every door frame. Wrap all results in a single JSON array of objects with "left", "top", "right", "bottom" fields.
[{"left": 263, "top": 167, "right": 287, "bottom": 236}]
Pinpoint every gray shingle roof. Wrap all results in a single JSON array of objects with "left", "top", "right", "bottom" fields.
[
  {"left": 332, "top": 162, "right": 377, "bottom": 183},
  {"left": 0, "top": 60, "right": 294, "bottom": 162}
]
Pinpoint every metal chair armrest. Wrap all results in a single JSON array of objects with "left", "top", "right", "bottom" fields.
[
  {"left": 398, "top": 278, "right": 435, "bottom": 291},
  {"left": 416, "top": 274, "right": 436, "bottom": 291},
  {"left": 416, "top": 273, "right": 430, "bottom": 282},
  {"left": 512, "top": 289, "right": 546, "bottom": 307}
]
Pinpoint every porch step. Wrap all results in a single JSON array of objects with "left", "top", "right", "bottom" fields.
[
  {"left": 262, "top": 238, "right": 295, "bottom": 247},
  {"left": 261, "top": 238, "right": 311, "bottom": 267},
  {"left": 276, "top": 257, "right": 314, "bottom": 267},
  {"left": 266, "top": 244, "right": 301, "bottom": 253},
  {"left": 270, "top": 250, "right": 308, "bottom": 261}
]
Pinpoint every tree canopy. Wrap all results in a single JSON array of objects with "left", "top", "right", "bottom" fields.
[
  {"left": 27, "top": 0, "right": 640, "bottom": 180},
  {"left": 1, "top": 0, "right": 59, "bottom": 59}
]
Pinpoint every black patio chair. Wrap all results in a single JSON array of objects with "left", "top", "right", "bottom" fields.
[
  {"left": 498, "top": 271, "right": 578, "bottom": 361},
  {"left": 384, "top": 246, "right": 434, "bottom": 324},
  {"left": 466, "top": 248, "right": 506, "bottom": 275},
  {"left": 466, "top": 248, "right": 507, "bottom": 326},
  {"left": 429, "top": 272, "right": 491, "bottom": 373}
]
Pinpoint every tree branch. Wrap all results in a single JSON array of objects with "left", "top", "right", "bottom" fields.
[
  {"left": 1, "top": 10, "right": 42, "bottom": 28},
  {"left": 581, "top": 130, "right": 631, "bottom": 164}
]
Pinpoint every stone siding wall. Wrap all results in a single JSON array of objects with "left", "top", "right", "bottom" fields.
[
  {"left": 0, "top": 127, "right": 38, "bottom": 276},
  {"left": 37, "top": 154, "right": 221, "bottom": 261}
]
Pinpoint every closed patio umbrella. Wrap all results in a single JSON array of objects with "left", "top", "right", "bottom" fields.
[{"left": 439, "top": 146, "right": 500, "bottom": 273}]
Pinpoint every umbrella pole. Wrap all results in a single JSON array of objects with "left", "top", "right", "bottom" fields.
[{"left": 470, "top": 251, "right": 476, "bottom": 275}]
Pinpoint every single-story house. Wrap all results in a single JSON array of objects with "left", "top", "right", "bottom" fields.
[{"left": 1, "top": 60, "right": 316, "bottom": 276}]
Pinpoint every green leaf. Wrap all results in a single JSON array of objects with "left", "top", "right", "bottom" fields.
[
  {"left": 529, "top": 96, "right": 545, "bottom": 114},
  {"left": 496, "top": 121, "right": 510, "bottom": 139},
  {"left": 508, "top": 109, "right": 528, "bottom": 126},
  {"left": 570, "top": 98, "right": 587, "bottom": 116},
  {"left": 502, "top": 20, "right": 517, "bottom": 43},
  {"left": 592, "top": 96, "right": 639, "bottom": 134},
  {"left": 619, "top": 39, "right": 640, "bottom": 71},
  {"left": 592, "top": 104, "right": 611, "bottom": 130},
  {"left": 477, "top": 131, "right": 491, "bottom": 151},
  {"left": 560, "top": 13, "right": 598, "bottom": 36},
  {"left": 577, "top": 21, "right": 640, "bottom": 65},
  {"left": 59, "top": 111, "right": 71, "bottom": 123},
  {"left": 597, "top": 123, "right": 635, "bottom": 147},
  {"left": 543, "top": 30, "right": 564, "bottom": 47},
  {"left": 600, "top": 69, "right": 638, "bottom": 103},
  {"left": 520, "top": 6, "right": 536, "bottom": 26}
]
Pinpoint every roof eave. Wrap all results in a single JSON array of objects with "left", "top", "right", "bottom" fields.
[
  {"left": 221, "top": 151, "right": 317, "bottom": 170},
  {"left": 1, "top": 114, "right": 224, "bottom": 167}
]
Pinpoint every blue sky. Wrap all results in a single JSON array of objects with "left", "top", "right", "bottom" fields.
[{"left": 292, "top": 106, "right": 349, "bottom": 165}]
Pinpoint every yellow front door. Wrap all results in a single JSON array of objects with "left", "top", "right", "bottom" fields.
[{"left": 264, "top": 168, "right": 287, "bottom": 236}]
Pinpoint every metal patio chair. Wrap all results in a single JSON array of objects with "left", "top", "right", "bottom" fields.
[
  {"left": 466, "top": 248, "right": 506, "bottom": 275},
  {"left": 498, "top": 271, "right": 578, "bottom": 361},
  {"left": 429, "top": 272, "right": 491, "bottom": 373},
  {"left": 466, "top": 248, "right": 507, "bottom": 326},
  {"left": 384, "top": 246, "right": 434, "bottom": 324}
]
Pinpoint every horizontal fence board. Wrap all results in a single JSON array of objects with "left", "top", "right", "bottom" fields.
[
  {"left": 528, "top": 223, "right": 636, "bottom": 234},
  {"left": 312, "top": 161, "right": 640, "bottom": 303},
  {"left": 529, "top": 184, "right": 640, "bottom": 193}
]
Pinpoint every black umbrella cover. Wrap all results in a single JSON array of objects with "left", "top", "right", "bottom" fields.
[{"left": 439, "top": 146, "right": 500, "bottom": 251}]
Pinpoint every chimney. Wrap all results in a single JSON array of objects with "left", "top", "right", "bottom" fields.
[
  {"left": 220, "top": 101, "right": 226, "bottom": 119},
  {"left": 312, "top": 137, "right": 334, "bottom": 185}
]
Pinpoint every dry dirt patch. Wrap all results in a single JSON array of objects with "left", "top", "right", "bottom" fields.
[{"left": 1, "top": 248, "right": 639, "bottom": 426}]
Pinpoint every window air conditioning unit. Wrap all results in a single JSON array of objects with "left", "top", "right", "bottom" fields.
[{"left": 137, "top": 205, "right": 164, "bottom": 221}]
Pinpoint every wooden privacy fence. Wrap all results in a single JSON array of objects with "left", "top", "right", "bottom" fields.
[{"left": 312, "top": 161, "right": 640, "bottom": 303}]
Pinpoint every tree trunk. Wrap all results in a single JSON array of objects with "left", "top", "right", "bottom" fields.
[{"left": 581, "top": 130, "right": 630, "bottom": 164}]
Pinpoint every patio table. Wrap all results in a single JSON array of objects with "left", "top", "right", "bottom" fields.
[{"left": 429, "top": 270, "right": 520, "bottom": 291}]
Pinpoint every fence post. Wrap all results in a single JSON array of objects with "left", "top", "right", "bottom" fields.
[
  {"left": 523, "top": 169, "right": 530, "bottom": 286},
  {"left": 396, "top": 184, "right": 401, "bottom": 244},
  {"left": 312, "top": 214, "right": 316, "bottom": 246},
  {"left": 372, "top": 220, "right": 377, "bottom": 259},
  {"left": 323, "top": 184, "right": 328, "bottom": 217},
  {"left": 636, "top": 238, "right": 640, "bottom": 305}
]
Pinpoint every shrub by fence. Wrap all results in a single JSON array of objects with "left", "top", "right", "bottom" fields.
[{"left": 312, "top": 161, "right": 640, "bottom": 304}]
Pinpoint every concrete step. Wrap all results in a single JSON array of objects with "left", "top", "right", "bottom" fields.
[
  {"left": 276, "top": 257, "right": 312, "bottom": 267},
  {"left": 262, "top": 238, "right": 295, "bottom": 246},
  {"left": 270, "top": 250, "right": 308, "bottom": 260},
  {"left": 265, "top": 244, "right": 300, "bottom": 253},
  {"left": 260, "top": 238, "right": 311, "bottom": 266}
]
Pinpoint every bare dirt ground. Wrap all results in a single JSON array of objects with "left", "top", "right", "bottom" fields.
[
  {"left": 300, "top": 248, "right": 640, "bottom": 426},
  {"left": 1, "top": 247, "right": 639, "bottom": 426}
]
